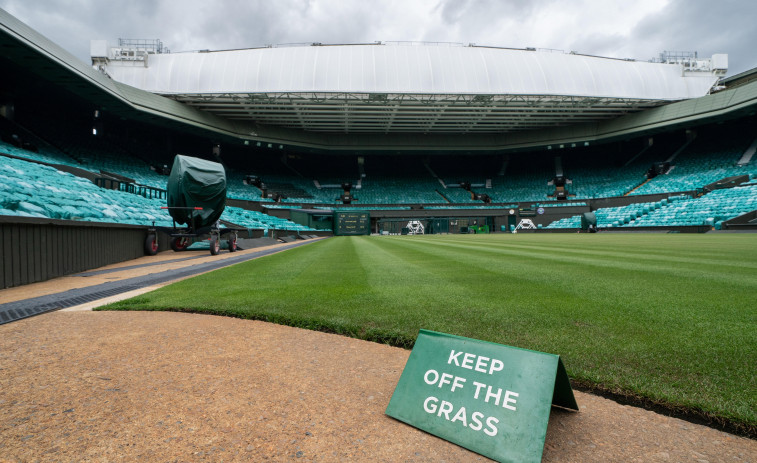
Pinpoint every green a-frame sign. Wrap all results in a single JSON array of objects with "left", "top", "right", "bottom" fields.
[{"left": 386, "top": 330, "right": 578, "bottom": 463}]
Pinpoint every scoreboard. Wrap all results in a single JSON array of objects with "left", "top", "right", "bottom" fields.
[{"left": 333, "top": 211, "right": 370, "bottom": 235}]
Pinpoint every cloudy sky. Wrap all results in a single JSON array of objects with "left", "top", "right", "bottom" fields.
[{"left": 1, "top": 0, "right": 755, "bottom": 76}]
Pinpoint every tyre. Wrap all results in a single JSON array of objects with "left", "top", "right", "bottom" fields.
[
  {"left": 228, "top": 235, "right": 237, "bottom": 252},
  {"left": 170, "top": 236, "right": 189, "bottom": 252},
  {"left": 144, "top": 234, "right": 158, "bottom": 255},
  {"left": 209, "top": 235, "right": 220, "bottom": 255}
]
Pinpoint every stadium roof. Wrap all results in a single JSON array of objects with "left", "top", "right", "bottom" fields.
[
  {"left": 101, "top": 43, "right": 724, "bottom": 134},
  {"left": 721, "top": 66, "right": 757, "bottom": 89},
  {"left": 2, "top": 7, "right": 756, "bottom": 153}
]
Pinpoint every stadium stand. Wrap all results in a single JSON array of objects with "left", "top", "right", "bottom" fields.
[
  {"left": 562, "top": 149, "right": 648, "bottom": 199},
  {"left": 0, "top": 126, "right": 79, "bottom": 167},
  {"left": 206, "top": 128, "right": 757, "bottom": 225},
  {"left": 0, "top": 104, "right": 324, "bottom": 233},
  {"left": 5, "top": 108, "right": 756, "bottom": 235},
  {"left": 488, "top": 155, "right": 557, "bottom": 203},
  {"left": 544, "top": 215, "right": 583, "bottom": 229},
  {"left": 631, "top": 124, "right": 757, "bottom": 196},
  {"left": 223, "top": 206, "right": 316, "bottom": 232},
  {"left": 0, "top": 154, "right": 172, "bottom": 225},
  {"left": 0, "top": 150, "right": 319, "bottom": 233},
  {"left": 12, "top": 108, "right": 171, "bottom": 190},
  {"left": 630, "top": 185, "right": 757, "bottom": 229},
  {"left": 546, "top": 183, "right": 757, "bottom": 229}
]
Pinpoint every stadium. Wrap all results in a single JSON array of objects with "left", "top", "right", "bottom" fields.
[{"left": 0, "top": 5, "right": 756, "bottom": 461}]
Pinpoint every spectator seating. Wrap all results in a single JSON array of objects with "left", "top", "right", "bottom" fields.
[
  {"left": 0, "top": 139, "right": 79, "bottom": 167},
  {"left": 630, "top": 185, "right": 757, "bottom": 228},
  {"left": 0, "top": 154, "right": 172, "bottom": 226},
  {"left": 546, "top": 186, "right": 757, "bottom": 229},
  {"left": 632, "top": 127, "right": 757, "bottom": 196},
  {"left": 0, "top": 154, "right": 320, "bottom": 232}
]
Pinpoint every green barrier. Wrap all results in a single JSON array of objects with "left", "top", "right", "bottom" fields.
[{"left": 386, "top": 330, "right": 577, "bottom": 463}]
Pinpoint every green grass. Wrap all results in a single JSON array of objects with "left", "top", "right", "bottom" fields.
[{"left": 100, "top": 234, "right": 757, "bottom": 435}]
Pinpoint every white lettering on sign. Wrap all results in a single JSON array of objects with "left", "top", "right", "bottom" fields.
[
  {"left": 420, "top": 351, "right": 521, "bottom": 439},
  {"left": 472, "top": 381, "right": 518, "bottom": 410},
  {"left": 475, "top": 355, "right": 489, "bottom": 373},
  {"left": 448, "top": 350, "right": 504, "bottom": 375},
  {"left": 423, "top": 396, "right": 500, "bottom": 436},
  {"left": 452, "top": 376, "right": 466, "bottom": 392},
  {"left": 504, "top": 390, "right": 519, "bottom": 411},
  {"left": 424, "top": 369, "right": 467, "bottom": 392}
]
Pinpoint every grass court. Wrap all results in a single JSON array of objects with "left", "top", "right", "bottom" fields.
[{"left": 101, "top": 233, "right": 757, "bottom": 434}]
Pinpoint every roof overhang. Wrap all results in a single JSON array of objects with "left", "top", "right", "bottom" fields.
[
  {"left": 103, "top": 43, "right": 722, "bottom": 135},
  {"left": 171, "top": 92, "right": 663, "bottom": 134}
]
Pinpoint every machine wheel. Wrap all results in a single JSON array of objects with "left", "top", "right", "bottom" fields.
[
  {"left": 228, "top": 235, "right": 238, "bottom": 253},
  {"left": 144, "top": 234, "right": 158, "bottom": 255},
  {"left": 170, "top": 236, "right": 190, "bottom": 252},
  {"left": 209, "top": 235, "right": 220, "bottom": 255}
]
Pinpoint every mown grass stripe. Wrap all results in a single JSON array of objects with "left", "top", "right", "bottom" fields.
[
  {"left": 391, "top": 236, "right": 757, "bottom": 287},
  {"left": 422, "top": 234, "right": 757, "bottom": 269}
]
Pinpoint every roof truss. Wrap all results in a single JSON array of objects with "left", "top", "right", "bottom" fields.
[{"left": 166, "top": 92, "right": 665, "bottom": 134}]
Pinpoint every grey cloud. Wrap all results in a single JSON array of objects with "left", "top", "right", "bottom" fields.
[
  {"left": 1, "top": 0, "right": 754, "bottom": 75},
  {"left": 437, "top": 0, "right": 546, "bottom": 25},
  {"left": 568, "top": 33, "right": 630, "bottom": 59},
  {"left": 437, "top": 0, "right": 472, "bottom": 24},
  {"left": 628, "top": 0, "right": 757, "bottom": 74}
]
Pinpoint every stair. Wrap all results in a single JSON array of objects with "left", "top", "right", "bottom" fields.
[
  {"left": 625, "top": 178, "right": 651, "bottom": 196},
  {"left": 666, "top": 134, "right": 697, "bottom": 163},
  {"left": 737, "top": 136, "right": 757, "bottom": 166},
  {"left": 623, "top": 145, "right": 650, "bottom": 167}
]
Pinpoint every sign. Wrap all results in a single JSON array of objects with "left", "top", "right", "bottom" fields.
[
  {"left": 386, "top": 330, "right": 577, "bottom": 463},
  {"left": 333, "top": 211, "right": 370, "bottom": 235}
]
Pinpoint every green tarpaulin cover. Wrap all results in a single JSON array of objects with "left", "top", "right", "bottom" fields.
[{"left": 166, "top": 155, "right": 227, "bottom": 229}]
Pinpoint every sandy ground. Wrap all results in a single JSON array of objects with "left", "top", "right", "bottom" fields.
[{"left": 0, "top": 311, "right": 755, "bottom": 463}]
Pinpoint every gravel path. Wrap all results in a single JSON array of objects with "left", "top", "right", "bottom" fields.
[{"left": 1, "top": 311, "right": 754, "bottom": 462}]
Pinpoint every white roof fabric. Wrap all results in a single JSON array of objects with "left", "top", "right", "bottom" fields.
[{"left": 107, "top": 44, "right": 718, "bottom": 100}]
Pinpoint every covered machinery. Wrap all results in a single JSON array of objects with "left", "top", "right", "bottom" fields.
[
  {"left": 145, "top": 155, "right": 239, "bottom": 256},
  {"left": 166, "top": 155, "right": 227, "bottom": 229}
]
